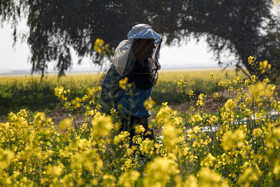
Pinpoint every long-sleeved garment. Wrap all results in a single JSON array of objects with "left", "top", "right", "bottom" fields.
[{"left": 100, "top": 59, "right": 153, "bottom": 118}]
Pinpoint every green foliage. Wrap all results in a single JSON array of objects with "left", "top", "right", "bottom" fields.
[
  {"left": 1, "top": 0, "right": 280, "bottom": 80},
  {"left": 143, "top": 0, "right": 280, "bottom": 81},
  {"left": 0, "top": 0, "right": 148, "bottom": 76},
  {"left": 0, "top": 74, "right": 102, "bottom": 116},
  {"left": 0, "top": 80, "right": 59, "bottom": 116}
]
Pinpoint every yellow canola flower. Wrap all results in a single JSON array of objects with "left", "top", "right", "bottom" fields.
[
  {"left": 265, "top": 84, "right": 276, "bottom": 97},
  {"left": 144, "top": 97, "right": 156, "bottom": 111},
  {"left": 118, "top": 170, "right": 140, "bottom": 187},
  {"left": 272, "top": 127, "right": 280, "bottom": 138},
  {"left": 0, "top": 149, "right": 14, "bottom": 170},
  {"left": 54, "top": 86, "right": 68, "bottom": 101},
  {"left": 259, "top": 60, "right": 271, "bottom": 74},
  {"left": 91, "top": 113, "right": 113, "bottom": 136},
  {"left": 221, "top": 127, "right": 246, "bottom": 151},
  {"left": 201, "top": 153, "right": 216, "bottom": 168},
  {"left": 196, "top": 93, "right": 206, "bottom": 107},
  {"left": 190, "top": 113, "right": 203, "bottom": 124},
  {"left": 237, "top": 167, "right": 260, "bottom": 186},
  {"left": 213, "top": 92, "right": 219, "bottom": 100},
  {"left": 251, "top": 75, "right": 258, "bottom": 83},
  {"left": 248, "top": 56, "right": 256, "bottom": 64},
  {"left": 244, "top": 79, "right": 251, "bottom": 86},
  {"left": 144, "top": 157, "right": 179, "bottom": 187},
  {"left": 177, "top": 79, "right": 186, "bottom": 88},
  {"left": 273, "top": 159, "right": 280, "bottom": 179},
  {"left": 222, "top": 99, "right": 237, "bottom": 112},
  {"left": 233, "top": 76, "right": 241, "bottom": 85},
  {"left": 156, "top": 104, "right": 183, "bottom": 127},
  {"left": 70, "top": 149, "right": 103, "bottom": 174},
  {"left": 162, "top": 124, "right": 181, "bottom": 152},
  {"left": 46, "top": 163, "right": 64, "bottom": 178},
  {"left": 207, "top": 115, "right": 219, "bottom": 125},
  {"left": 135, "top": 125, "right": 145, "bottom": 134},
  {"left": 183, "top": 175, "right": 198, "bottom": 187},
  {"left": 58, "top": 118, "right": 73, "bottom": 131},
  {"left": 197, "top": 167, "right": 226, "bottom": 187},
  {"left": 209, "top": 72, "right": 214, "bottom": 79},
  {"left": 114, "top": 131, "right": 130, "bottom": 144},
  {"left": 193, "top": 126, "right": 200, "bottom": 134},
  {"left": 140, "top": 138, "right": 155, "bottom": 155},
  {"left": 188, "top": 90, "right": 195, "bottom": 98},
  {"left": 33, "top": 112, "right": 46, "bottom": 127},
  {"left": 102, "top": 174, "right": 116, "bottom": 187},
  {"left": 71, "top": 97, "right": 82, "bottom": 109},
  {"left": 252, "top": 128, "right": 262, "bottom": 137},
  {"left": 94, "top": 38, "right": 105, "bottom": 54},
  {"left": 119, "top": 77, "right": 128, "bottom": 90},
  {"left": 249, "top": 82, "right": 265, "bottom": 98}
]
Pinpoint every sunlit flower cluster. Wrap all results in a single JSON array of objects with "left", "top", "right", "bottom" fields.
[
  {"left": 94, "top": 38, "right": 110, "bottom": 54},
  {"left": 248, "top": 56, "right": 272, "bottom": 76}
]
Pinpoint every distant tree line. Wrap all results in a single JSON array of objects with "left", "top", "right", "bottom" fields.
[{"left": 0, "top": 0, "right": 279, "bottom": 80}]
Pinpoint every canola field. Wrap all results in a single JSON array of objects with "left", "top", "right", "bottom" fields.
[
  {"left": 1, "top": 68, "right": 280, "bottom": 186},
  {"left": 0, "top": 68, "right": 242, "bottom": 116}
]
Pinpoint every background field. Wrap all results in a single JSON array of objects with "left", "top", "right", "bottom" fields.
[{"left": 0, "top": 68, "right": 246, "bottom": 120}]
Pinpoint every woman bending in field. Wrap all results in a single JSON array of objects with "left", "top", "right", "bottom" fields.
[{"left": 100, "top": 24, "right": 162, "bottom": 142}]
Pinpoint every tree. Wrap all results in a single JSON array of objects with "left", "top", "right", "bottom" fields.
[
  {"left": 1, "top": 0, "right": 279, "bottom": 80},
  {"left": 0, "top": 0, "right": 147, "bottom": 76},
  {"left": 140, "top": 0, "right": 280, "bottom": 80}
]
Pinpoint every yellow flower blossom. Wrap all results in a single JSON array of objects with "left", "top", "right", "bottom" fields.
[
  {"left": 213, "top": 92, "right": 219, "bottom": 100},
  {"left": 177, "top": 79, "right": 186, "bottom": 88},
  {"left": 252, "top": 128, "right": 262, "bottom": 137},
  {"left": 221, "top": 127, "right": 246, "bottom": 151},
  {"left": 162, "top": 124, "right": 181, "bottom": 152},
  {"left": 201, "top": 153, "right": 216, "bottom": 167},
  {"left": 183, "top": 175, "right": 198, "bottom": 187},
  {"left": 144, "top": 157, "right": 179, "bottom": 187},
  {"left": 249, "top": 82, "right": 265, "bottom": 98},
  {"left": 91, "top": 113, "right": 113, "bottom": 136},
  {"left": 189, "top": 90, "right": 195, "bottom": 98},
  {"left": 119, "top": 77, "right": 128, "bottom": 90},
  {"left": 0, "top": 149, "right": 14, "bottom": 170},
  {"left": 273, "top": 160, "right": 280, "bottom": 179},
  {"left": 198, "top": 167, "right": 225, "bottom": 187},
  {"left": 190, "top": 113, "right": 203, "bottom": 123},
  {"left": 46, "top": 163, "right": 64, "bottom": 178},
  {"left": 135, "top": 125, "right": 146, "bottom": 134},
  {"left": 58, "top": 118, "right": 72, "bottom": 131},
  {"left": 144, "top": 97, "right": 156, "bottom": 111},
  {"left": 114, "top": 131, "right": 130, "bottom": 144},
  {"left": 196, "top": 93, "right": 206, "bottom": 107},
  {"left": 248, "top": 56, "right": 256, "bottom": 64},
  {"left": 237, "top": 166, "right": 261, "bottom": 185},
  {"left": 118, "top": 170, "right": 140, "bottom": 187},
  {"left": 94, "top": 38, "right": 106, "bottom": 54},
  {"left": 102, "top": 174, "right": 116, "bottom": 187}
]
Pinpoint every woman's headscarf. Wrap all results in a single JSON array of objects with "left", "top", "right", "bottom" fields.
[{"left": 113, "top": 24, "right": 162, "bottom": 79}]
